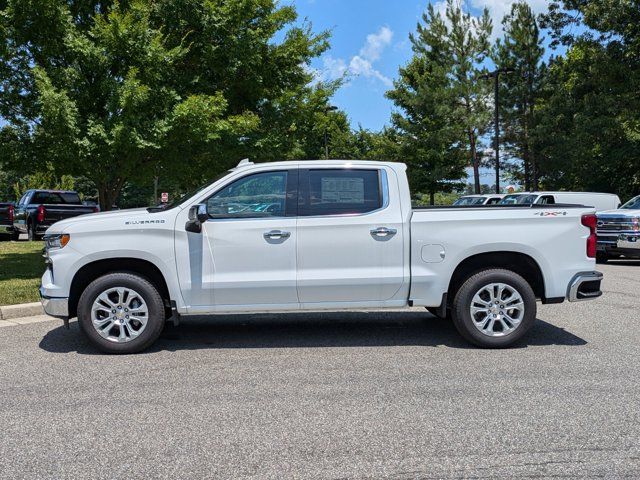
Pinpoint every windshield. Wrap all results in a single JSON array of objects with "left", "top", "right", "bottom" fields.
[
  {"left": 499, "top": 194, "right": 538, "bottom": 205},
  {"left": 453, "top": 196, "right": 486, "bottom": 206},
  {"left": 620, "top": 195, "right": 640, "bottom": 210}
]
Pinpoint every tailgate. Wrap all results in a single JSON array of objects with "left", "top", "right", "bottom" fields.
[
  {"left": 0, "top": 204, "right": 12, "bottom": 225},
  {"left": 43, "top": 205, "right": 95, "bottom": 223}
]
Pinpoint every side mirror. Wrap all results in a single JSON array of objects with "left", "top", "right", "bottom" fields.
[{"left": 185, "top": 204, "right": 208, "bottom": 233}]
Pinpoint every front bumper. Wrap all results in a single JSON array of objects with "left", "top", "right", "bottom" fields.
[
  {"left": 567, "top": 271, "right": 603, "bottom": 302},
  {"left": 39, "top": 286, "right": 69, "bottom": 319},
  {"left": 597, "top": 234, "right": 640, "bottom": 258}
]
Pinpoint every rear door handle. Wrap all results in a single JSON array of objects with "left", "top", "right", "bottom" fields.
[
  {"left": 370, "top": 227, "right": 397, "bottom": 237},
  {"left": 264, "top": 230, "right": 291, "bottom": 240}
]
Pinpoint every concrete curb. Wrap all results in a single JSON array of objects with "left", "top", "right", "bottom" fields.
[{"left": 0, "top": 302, "right": 44, "bottom": 320}]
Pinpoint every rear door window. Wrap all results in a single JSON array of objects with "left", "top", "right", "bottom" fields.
[{"left": 299, "top": 169, "right": 382, "bottom": 216}]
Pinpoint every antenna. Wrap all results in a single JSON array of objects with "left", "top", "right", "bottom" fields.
[{"left": 236, "top": 158, "right": 253, "bottom": 168}]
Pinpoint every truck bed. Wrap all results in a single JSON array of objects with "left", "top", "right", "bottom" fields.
[{"left": 408, "top": 203, "right": 595, "bottom": 307}]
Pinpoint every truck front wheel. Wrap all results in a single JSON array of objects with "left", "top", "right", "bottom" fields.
[
  {"left": 77, "top": 272, "right": 166, "bottom": 354},
  {"left": 451, "top": 269, "right": 537, "bottom": 348}
]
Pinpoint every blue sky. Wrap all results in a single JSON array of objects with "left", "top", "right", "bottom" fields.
[
  {"left": 293, "top": 0, "right": 552, "bottom": 185},
  {"left": 295, "top": 0, "right": 551, "bottom": 131}
]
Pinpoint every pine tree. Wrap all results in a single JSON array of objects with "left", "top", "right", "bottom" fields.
[
  {"left": 388, "top": 0, "right": 492, "bottom": 197},
  {"left": 494, "top": 1, "right": 545, "bottom": 191}
]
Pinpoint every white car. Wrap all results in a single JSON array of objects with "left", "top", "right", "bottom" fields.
[
  {"left": 40, "top": 160, "right": 603, "bottom": 353},
  {"left": 596, "top": 194, "right": 640, "bottom": 262},
  {"left": 499, "top": 191, "right": 620, "bottom": 211},
  {"left": 453, "top": 194, "right": 505, "bottom": 206}
]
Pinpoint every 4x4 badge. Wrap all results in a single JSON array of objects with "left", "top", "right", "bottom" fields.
[{"left": 534, "top": 211, "right": 567, "bottom": 217}]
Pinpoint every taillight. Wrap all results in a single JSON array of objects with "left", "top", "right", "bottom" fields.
[
  {"left": 37, "top": 205, "right": 45, "bottom": 223},
  {"left": 93, "top": 206, "right": 100, "bottom": 213},
  {"left": 581, "top": 214, "right": 597, "bottom": 258},
  {"left": 8, "top": 205, "right": 14, "bottom": 223}
]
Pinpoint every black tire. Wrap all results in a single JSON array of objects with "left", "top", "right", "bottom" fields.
[
  {"left": 596, "top": 254, "right": 609, "bottom": 264},
  {"left": 451, "top": 268, "right": 537, "bottom": 348},
  {"left": 77, "top": 272, "right": 166, "bottom": 354}
]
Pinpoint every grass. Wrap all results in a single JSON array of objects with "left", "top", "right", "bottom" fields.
[{"left": 0, "top": 240, "right": 44, "bottom": 305}]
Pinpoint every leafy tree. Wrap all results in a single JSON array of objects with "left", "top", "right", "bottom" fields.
[
  {"left": 387, "top": 0, "right": 490, "bottom": 201},
  {"left": 13, "top": 171, "right": 75, "bottom": 199},
  {"left": 494, "top": 1, "right": 545, "bottom": 191},
  {"left": 0, "top": 0, "right": 331, "bottom": 209},
  {"left": 534, "top": 46, "right": 640, "bottom": 198},
  {"left": 535, "top": 0, "right": 640, "bottom": 198}
]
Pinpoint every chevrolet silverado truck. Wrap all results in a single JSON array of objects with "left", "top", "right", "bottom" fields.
[
  {"left": 13, "top": 189, "right": 98, "bottom": 240},
  {"left": 40, "top": 160, "right": 603, "bottom": 353},
  {"left": 596, "top": 194, "right": 640, "bottom": 262}
]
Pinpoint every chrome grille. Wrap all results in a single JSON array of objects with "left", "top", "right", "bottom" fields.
[{"left": 596, "top": 217, "right": 639, "bottom": 234}]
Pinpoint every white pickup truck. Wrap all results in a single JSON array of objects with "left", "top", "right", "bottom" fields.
[{"left": 40, "top": 160, "right": 603, "bottom": 353}]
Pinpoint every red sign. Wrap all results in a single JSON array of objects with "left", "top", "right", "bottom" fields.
[{"left": 161, "top": 192, "right": 168, "bottom": 203}]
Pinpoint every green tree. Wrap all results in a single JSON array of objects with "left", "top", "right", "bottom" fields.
[
  {"left": 494, "top": 1, "right": 545, "bottom": 191},
  {"left": 536, "top": 0, "right": 640, "bottom": 198},
  {"left": 0, "top": 0, "right": 331, "bottom": 209},
  {"left": 387, "top": 0, "right": 490, "bottom": 202}
]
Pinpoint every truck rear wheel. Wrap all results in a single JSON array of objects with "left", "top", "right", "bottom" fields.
[
  {"left": 77, "top": 272, "right": 166, "bottom": 354},
  {"left": 451, "top": 269, "right": 536, "bottom": 348}
]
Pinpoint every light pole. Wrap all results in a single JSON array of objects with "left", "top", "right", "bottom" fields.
[
  {"left": 324, "top": 105, "right": 338, "bottom": 159},
  {"left": 480, "top": 68, "right": 515, "bottom": 194}
]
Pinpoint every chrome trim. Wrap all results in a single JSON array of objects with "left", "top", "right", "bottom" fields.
[
  {"left": 380, "top": 168, "right": 389, "bottom": 210},
  {"left": 617, "top": 234, "right": 640, "bottom": 250},
  {"left": 263, "top": 230, "right": 291, "bottom": 239},
  {"left": 39, "top": 287, "right": 69, "bottom": 319},
  {"left": 370, "top": 227, "right": 397, "bottom": 237},
  {"left": 596, "top": 216, "right": 639, "bottom": 235},
  {"left": 567, "top": 272, "right": 603, "bottom": 302}
]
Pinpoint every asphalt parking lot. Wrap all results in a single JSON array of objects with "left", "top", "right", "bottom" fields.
[{"left": 1, "top": 261, "right": 639, "bottom": 479}]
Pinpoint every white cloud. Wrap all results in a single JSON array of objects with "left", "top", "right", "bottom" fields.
[
  {"left": 316, "top": 26, "right": 394, "bottom": 87},
  {"left": 432, "top": 0, "right": 549, "bottom": 40},
  {"left": 323, "top": 56, "right": 348, "bottom": 79},
  {"left": 359, "top": 26, "right": 394, "bottom": 62}
]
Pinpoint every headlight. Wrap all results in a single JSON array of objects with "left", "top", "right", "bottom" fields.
[{"left": 44, "top": 234, "right": 70, "bottom": 250}]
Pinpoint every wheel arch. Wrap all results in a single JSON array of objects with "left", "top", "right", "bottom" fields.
[
  {"left": 447, "top": 251, "right": 546, "bottom": 304},
  {"left": 68, "top": 258, "right": 172, "bottom": 318}
]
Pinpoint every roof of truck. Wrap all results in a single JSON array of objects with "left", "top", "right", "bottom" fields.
[{"left": 232, "top": 159, "right": 406, "bottom": 170}]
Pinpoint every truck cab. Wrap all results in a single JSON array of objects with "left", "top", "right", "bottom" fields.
[{"left": 453, "top": 194, "right": 505, "bottom": 206}]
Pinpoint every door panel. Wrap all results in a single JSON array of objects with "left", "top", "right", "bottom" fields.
[
  {"left": 184, "top": 169, "right": 299, "bottom": 309},
  {"left": 296, "top": 167, "right": 404, "bottom": 304},
  {"left": 202, "top": 217, "right": 298, "bottom": 306}
]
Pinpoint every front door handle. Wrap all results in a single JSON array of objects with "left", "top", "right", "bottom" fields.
[
  {"left": 264, "top": 230, "right": 291, "bottom": 240},
  {"left": 370, "top": 227, "right": 397, "bottom": 237}
]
